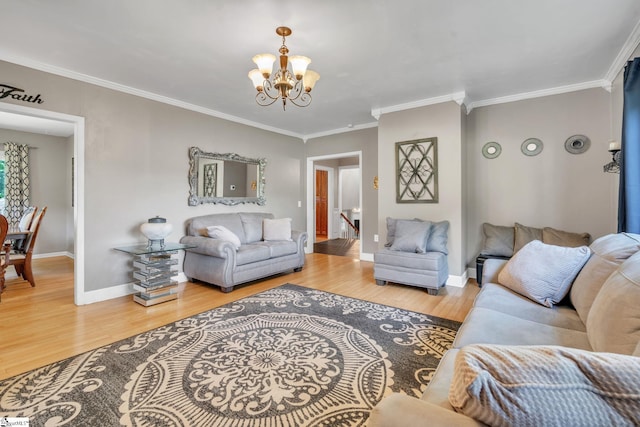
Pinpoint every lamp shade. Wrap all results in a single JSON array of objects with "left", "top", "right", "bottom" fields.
[
  {"left": 289, "top": 55, "right": 311, "bottom": 80},
  {"left": 248, "top": 69, "right": 264, "bottom": 90},
  {"left": 252, "top": 54, "right": 276, "bottom": 77},
  {"left": 303, "top": 70, "right": 320, "bottom": 92}
]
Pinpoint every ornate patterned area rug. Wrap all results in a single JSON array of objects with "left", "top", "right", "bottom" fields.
[{"left": 0, "top": 284, "right": 460, "bottom": 426}]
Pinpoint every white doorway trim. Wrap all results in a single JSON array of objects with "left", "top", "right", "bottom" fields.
[
  {"left": 306, "top": 151, "right": 362, "bottom": 258},
  {"left": 0, "top": 102, "right": 85, "bottom": 305}
]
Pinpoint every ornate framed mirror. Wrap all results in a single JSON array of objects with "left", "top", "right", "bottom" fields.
[{"left": 188, "top": 147, "right": 266, "bottom": 206}]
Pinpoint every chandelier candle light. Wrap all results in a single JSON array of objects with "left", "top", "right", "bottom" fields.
[{"left": 248, "top": 26, "right": 320, "bottom": 110}]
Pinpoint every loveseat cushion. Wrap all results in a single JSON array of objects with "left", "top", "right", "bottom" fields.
[
  {"left": 513, "top": 223, "right": 542, "bottom": 253},
  {"left": 497, "top": 240, "right": 590, "bottom": 307},
  {"left": 239, "top": 212, "right": 274, "bottom": 243},
  {"left": 254, "top": 241, "right": 298, "bottom": 258},
  {"left": 542, "top": 226, "right": 590, "bottom": 247},
  {"left": 571, "top": 232, "right": 640, "bottom": 323},
  {"left": 188, "top": 213, "right": 246, "bottom": 242},
  {"left": 206, "top": 225, "right": 241, "bottom": 250},
  {"left": 473, "top": 283, "right": 586, "bottom": 331},
  {"left": 235, "top": 244, "right": 271, "bottom": 266},
  {"left": 587, "top": 250, "right": 640, "bottom": 355},
  {"left": 374, "top": 248, "right": 446, "bottom": 271},
  {"left": 479, "top": 223, "right": 514, "bottom": 257},
  {"left": 449, "top": 344, "right": 640, "bottom": 427}
]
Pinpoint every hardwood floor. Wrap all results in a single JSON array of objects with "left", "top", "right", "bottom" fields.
[{"left": 0, "top": 254, "right": 479, "bottom": 380}]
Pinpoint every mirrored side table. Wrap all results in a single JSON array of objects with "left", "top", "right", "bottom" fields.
[{"left": 114, "top": 242, "right": 196, "bottom": 306}]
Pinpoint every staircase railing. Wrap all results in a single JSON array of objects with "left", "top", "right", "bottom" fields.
[{"left": 340, "top": 212, "right": 359, "bottom": 239}]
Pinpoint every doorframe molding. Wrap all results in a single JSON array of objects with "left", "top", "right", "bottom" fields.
[
  {"left": 306, "top": 151, "right": 362, "bottom": 255},
  {"left": 0, "top": 102, "right": 85, "bottom": 305}
]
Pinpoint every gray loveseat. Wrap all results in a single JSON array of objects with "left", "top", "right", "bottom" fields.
[
  {"left": 370, "top": 232, "right": 640, "bottom": 426},
  {"left": 180, "top": 212, "right": 307, "bottom": 292}
]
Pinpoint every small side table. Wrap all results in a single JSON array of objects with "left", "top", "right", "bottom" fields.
[{"left": 114, "top": 242, "right": 195, "bottom": 306}]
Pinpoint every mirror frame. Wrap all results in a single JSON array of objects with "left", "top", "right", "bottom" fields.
[{"left": 188, "top": 146, "right": 266, "bottom": 206}]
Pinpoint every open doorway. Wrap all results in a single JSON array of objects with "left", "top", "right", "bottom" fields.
[
  {"left": 0, "top": 102, "right": 85, "bottom": 304},
  {"left": 306, "top": 151, "right": 362, "bottom": 259}
]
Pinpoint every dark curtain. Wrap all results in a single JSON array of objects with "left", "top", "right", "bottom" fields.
[{"left": 618, "top": 58, "right": 640, "bottom": 233}]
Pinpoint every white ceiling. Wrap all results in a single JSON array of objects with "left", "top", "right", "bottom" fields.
[{"left": 1, "top": 0, "right": 640, "bottom": 140}]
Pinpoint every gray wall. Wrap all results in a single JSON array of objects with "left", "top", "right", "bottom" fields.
[
  {"left": 306, "top": 127, "right": 378, "bottom": 254},
  {"left": 0, "top": 128, "right": 72, "bottom": 255},
  {"left": 465, "top": 88, "right": 613, "bottom": 268},
  {"left": 0, "top": 60, "right": 304, "bottom": 292},
  {"left": 377, "top": 102, "right": 467, "bottom": 278}
]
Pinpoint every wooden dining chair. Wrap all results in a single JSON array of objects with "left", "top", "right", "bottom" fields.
[
  {"left": 0, "top": 215, "right": 11, "bottom": 299},
  {"left": 8, "top": 205, "right": 38, "bottom": 253},
  {"left": 6, "top": 206, "right": 47, "bottom": 288}
]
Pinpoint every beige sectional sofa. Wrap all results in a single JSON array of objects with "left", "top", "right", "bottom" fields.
[{"left": 370, "top": 232, "right": 640, "bottom": 426}]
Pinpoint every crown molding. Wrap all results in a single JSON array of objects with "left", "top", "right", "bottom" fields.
[
  {"left": 604, "top": 18, "right": 640, "bottom": 83},
  {"left": 466, "top": 80, "right": 610, "bottom": 112},
  {"left": 371, "top": 91, "right": 466, "bottom": 120},
  {"left": 0, "top": 52, "right": 305, "bottom": 140},
  {"left": 303, "top": 121, "right": 378, "bottom": 143}
]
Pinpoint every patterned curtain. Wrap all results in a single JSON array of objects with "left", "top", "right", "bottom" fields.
[{"left": 4, "top": 142, "right": 30, "bottom": 228}]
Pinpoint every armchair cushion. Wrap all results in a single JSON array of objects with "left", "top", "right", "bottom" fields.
[
  {"left": 426, "top": 220, "right": 449, "bottom": 254},
  {"left": 390, "top": 219, "right": 432, "bottom": 253}
]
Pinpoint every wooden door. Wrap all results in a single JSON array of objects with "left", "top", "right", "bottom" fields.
[{"left": 315, "top": 169, "right": 328, "bottom": 237}]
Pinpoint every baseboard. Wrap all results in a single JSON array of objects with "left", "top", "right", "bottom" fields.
[
  {"left": 360, "top": 252, "right": 374, "bottom": 262},
  {"left": 446, "top": 270, "right": 469, "bottom": 288},
  {"left": 33, "top": 251, "right": 74, "bottom": 259},
  {"left": 78, "top": 272, "right": 190, "bottom": 305}
]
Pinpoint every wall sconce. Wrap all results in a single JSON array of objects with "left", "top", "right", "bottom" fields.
[
  {"left": 603, "top": 141, "right": 621, "bottom": 174},
  {"left": 373, "top": 176, "right": 379, "bottom": 190}
]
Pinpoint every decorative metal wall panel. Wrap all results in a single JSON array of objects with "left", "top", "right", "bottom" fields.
[{"left": 396, "top": 138, "right": 438, "bottom": 203}]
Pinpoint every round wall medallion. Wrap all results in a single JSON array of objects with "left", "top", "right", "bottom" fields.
[
  {"left": 564, "top": 134, "right": 591, "bottom": 154},
  {"left": 521, "top": 138, "right": 543, "bottom": 156},
  {"left": 482, "top": 142, "right": 502, "bottom": 159}
]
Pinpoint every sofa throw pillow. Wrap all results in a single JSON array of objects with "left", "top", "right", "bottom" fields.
[
  {"left": 542, "top": 227, "right": 591, "bottom": 247},
  {"left": 480, "top": 223, "right": 514, "bottom": 257},
  {"left": 513, "top": 222, "right": 542, "bottom": 253},
  {"left": 449, "top": 344, "right": 640, "bottom": 427},
  {"left": 206, "top": 225, "right": 241, "bottom": 250},
  {"left": 263, "top": 218, "right": 293, "bottom": 241},
  {"left": 498, "top": 240, "right": 590, "bottom": 307},
  {"left": 390, "top": 219, "right": 432, "bottom": 253}
]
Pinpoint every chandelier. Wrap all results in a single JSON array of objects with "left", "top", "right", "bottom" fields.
[{"left": 248, "top": 26, "right": 320, "bottom": 110}]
